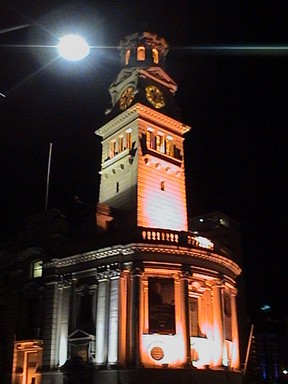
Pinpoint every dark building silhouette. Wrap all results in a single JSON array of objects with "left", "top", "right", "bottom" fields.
[{"left": 245, "top": 308, "right": 288, "bottom": 383}]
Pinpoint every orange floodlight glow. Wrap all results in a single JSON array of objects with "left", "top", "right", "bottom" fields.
[{"left": 138, "top": 174, "right": 188, "bottom": 230}]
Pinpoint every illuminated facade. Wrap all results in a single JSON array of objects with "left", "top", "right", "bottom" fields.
[{"left": 0, "top": 33, "right": 244, "bottom": 384}]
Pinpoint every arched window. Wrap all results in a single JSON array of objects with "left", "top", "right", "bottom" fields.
[
  {"left": 137, "top": 46, "right": 145, "bottom": 61},
  {"left": 31, "top": 260, "right": 43, "bottom": 278},
  {"left": 125, "top": 49, "right": 130, "bottom": 65},
  {"left": 152, "top": 48, "right": 159, "bottom": 64}
]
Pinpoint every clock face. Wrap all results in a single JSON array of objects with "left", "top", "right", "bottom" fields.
[
  {"left": 145, "top": 85, "right": 165, "bottom": 109},
  {"left": 119, "top": 86, "right": 135, "bottom": 110}
]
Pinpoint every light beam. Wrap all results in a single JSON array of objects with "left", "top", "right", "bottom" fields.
[{"left": 178, "top": 45, "right": 288, "bottom": 55}]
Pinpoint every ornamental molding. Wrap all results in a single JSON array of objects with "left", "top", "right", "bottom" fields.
[
  {"left": 95, "top": 103, "right": 190, "bottom": 139},
  {"left": 45, "top": 243, "right": 241, "bottom": 277},
  {"left": 96, "top": 269, "right": 121, "bottom": 280},
  {"left": 45, "top": 247, "right": 122, "bottom": 269}
]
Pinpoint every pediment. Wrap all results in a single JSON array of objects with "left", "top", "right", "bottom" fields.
[
  {"left": 139, "top": 67, "right": 177, "bottom": 92},
  {"left": 109, "top": 67, "right": 177, "bottom": 95},
  {"left": 68, "top": 329, "right": 92, "bottom": 340}
]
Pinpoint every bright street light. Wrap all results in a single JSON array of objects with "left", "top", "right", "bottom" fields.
[{"left": 57, "top": 34, "right": 90, "bottom": 61}]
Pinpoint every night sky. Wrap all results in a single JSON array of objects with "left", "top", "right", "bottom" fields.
[{"left": 0, "top": 1, "right": 287, "bottom": 318}]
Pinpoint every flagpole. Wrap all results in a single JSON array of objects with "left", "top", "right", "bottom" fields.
[{"left": 45, "top": 143, "right": 53, "bottom": 211}]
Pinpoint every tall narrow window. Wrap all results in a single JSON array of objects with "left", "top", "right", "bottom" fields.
[
  {"left": 166, "top": 136, "right": 173, "bottom": 156},
  {"left": 224, "top": 291, "right": 232, "bottom": 341},
  {"left": 156, "top": 134, "right": 165, "bottom": 153},
  {"left": 109, "top": 140, "right": 117, "bottom": 158},
  {"left": 146, "top": 127, "right": 155, "bottom": 149},
  {"left": 116, "top": 182, "right": 119, "bottom": 193},
  {"left": 160, "top": 181, "right": 165, "bottom": 191},
  {"left": 118, "top": 135, "right": 124, "bottom": 152},
  {"left": 189, "top": 297, "right": 199, "bottom": 337},
  {"left": 156, "top": 135, "right": 161, "bottom": 152},
  {"left": 159, "top": 134, "right": 165, "bottom": 153},
  {"left": 126, "top": 128, "right": 132, "bottom": 149},
  {"left": 152, "top": 48, "right": 159, "bottom": 64},
  {"left": 137, "top": 46, "right": 145, "bottom": 61},
  {"left": 146, "top": 130, "right": 151, "bottom": 149},
  {"left": 77, "top": 294, "right": 94, "bottom": 334},
  {"left": 125, "top": 49, "right": 130, "bottom": 65},
  {"left": 31, "top": 260, "right": 43, "bottom": 278}
]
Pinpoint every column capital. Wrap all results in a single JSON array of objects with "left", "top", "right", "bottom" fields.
[
  {"left": 57, "top": 274, "right": 72, "bottom": 289},
  {"left": 96, "top": 265, "right": 121, "bottom": 281},
  {"left": 131, "top": 262, "right": 144, "bottom": 276},
  {"left": 180, "top": 265, "right": 192, "bottom": 280}
]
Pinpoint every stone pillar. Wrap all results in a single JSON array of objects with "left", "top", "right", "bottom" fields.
[
  {"left": 230, "top": 288, "right": 240, "bottom": 369},
  {"left": 128, "top": 263, "right": 143, "bottom": 367},
  {"left": 212, "top": 281, "right": 223, "bottom": 367},
  {"left": 108, "top": 272, "right": 120, "bottom": 366},
  {"left": 180, "top": 268, "right": 192, "bottom": 367},
  {"left": 95, "top": 276, "right": 110, "bottom": 366},
  {"left": 118, "top": 271, "right": 128, "bottom": 366},
  {"left": 56, "top": 282, "right": 71, "bottom": 367},
  {"left": 42, "top": 280, "right": 63, "bottom": 384}
]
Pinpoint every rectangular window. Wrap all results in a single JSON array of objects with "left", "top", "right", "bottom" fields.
[
  {"left": 160, "top": 180, "right": 165, "bottom": 191},
  {"left": 32, "top": 260, "right": 43, "bottom": 278},
  {"left": 146, "top": 130, "right": 151, "bottom": 149},
  {"left": 166, "top": 136, "right": 174, "bottom": 156},
  {"left": 158, "top": 134, "right": 165, "bottom": 153},
  {"left": 109, "top": 140, "right": 117, "bottom": 158},
  {"left": 224, "top": 291, "right": 232, "bottom": 341},
  {"left": 189, "top": 297, "right": 199, "bottom": 337},
  {"left": 148, "top": 278, "right": 175, "bottom": 334},
  {"left": 156, "top": 135, "right": 161, "bottom": 151}
]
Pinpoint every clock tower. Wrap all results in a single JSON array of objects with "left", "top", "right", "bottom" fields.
[
  {"left": 96, "top": 32, "right": 190, "bottom": 231},
  {"left": 4, "top": 31, "right": 244, "bottom": 384}
]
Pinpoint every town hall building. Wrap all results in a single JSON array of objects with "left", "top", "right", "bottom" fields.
[{"left": 0, "top": 32, "right": 244, "bottom": 384}]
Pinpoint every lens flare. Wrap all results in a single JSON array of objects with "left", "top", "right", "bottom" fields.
[{"left": 57, "top": 34, "right": 90, "bottom": 61}]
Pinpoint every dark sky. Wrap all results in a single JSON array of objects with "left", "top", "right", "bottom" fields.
[{"left": 0, "top": 1, "right": 287, "bottom": 317}]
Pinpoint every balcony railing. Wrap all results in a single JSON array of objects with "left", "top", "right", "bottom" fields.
[{"left": 139, "top": 227, "right": 214, "bottom": 251}]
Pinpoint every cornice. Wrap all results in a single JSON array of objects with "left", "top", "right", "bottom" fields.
[
  {"left": 45, "top": 242, "right": 241, "bottom": 277},
  {"left": 95, "top": 103, "right": 191, "bottom": 139}
]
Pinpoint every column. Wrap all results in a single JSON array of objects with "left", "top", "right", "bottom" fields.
[
  {"left": 230, "top": 288, "right": 240, "bottom": 369},
  {"left": 180, "top": 268, "right": 192, "bottom": 367},
  {"left": 108, "top": 273, "right": 120, "bottom": 366},
  {"left": 212, "top": 281, "right": 223, "bottom": 367},
  {"left": 56, "top": 282, "right": 71, "bottom": 367},
  {"left": 95, "top": 276, "right": 109, "bottom": 366},
  {"left": 127, "top": 263, "right": 143, "bottom": 367},
  {"left": 42, "top": 280, "right": 63, "bottom": 384},
  {"left": 118, "top": 271, "right": 128, "bottom": 366}
]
